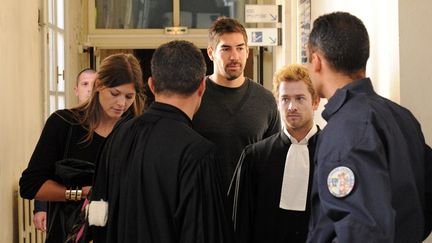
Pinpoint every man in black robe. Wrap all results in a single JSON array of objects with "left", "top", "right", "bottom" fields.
[
  {"left": 88, "top": 40, "right": 233, "bottom": 243},
  {"left": 229, "top": 64, "right": 320, "bottom": 242}
]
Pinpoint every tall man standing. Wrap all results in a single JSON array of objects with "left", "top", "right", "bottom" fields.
[
  {"left": 230, "top": 64, "right": 320, "bottom": 242},
  {"left": 306, "top": 12, "right": 432, "bottom": 242},
  {"left": 193, "top": 17, "right": 280, "bottom": 193}
]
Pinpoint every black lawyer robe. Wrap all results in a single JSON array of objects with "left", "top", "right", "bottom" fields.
[
  {"left": 90, "top": 102, "right": 233, "bottom": 243},
  {"left": 229, "top": 129, "right": 318, "bottom": 243}
]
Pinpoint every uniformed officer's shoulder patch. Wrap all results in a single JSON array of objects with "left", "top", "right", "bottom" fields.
[{"left": 327, "top": 166, "right": 355, "bottom": 198}]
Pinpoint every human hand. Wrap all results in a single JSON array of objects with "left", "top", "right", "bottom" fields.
[
  {"left": 82, "top": 186, "right": 92, "bottom": 198},
  {"left": 33, "top": 211, "right": 47, "bottom": 232}
]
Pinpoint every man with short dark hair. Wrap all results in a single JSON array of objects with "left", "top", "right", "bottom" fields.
[
  {"left": 89, "top": 40, "right": 232, "bottom": 243},
  {"left": 306, "top": 11, "right": 432, "bottom": 242},
  {"left": 193, "top": 17, "right": 280, "bottom": 194}
]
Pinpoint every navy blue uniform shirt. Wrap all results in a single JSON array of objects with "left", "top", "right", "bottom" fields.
[{"left": 307, "top": 78, "right": 432, "bottom": 243}]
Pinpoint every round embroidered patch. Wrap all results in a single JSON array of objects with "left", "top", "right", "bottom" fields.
[{"left": 327, "top": 166, "right": 355, "bottom": 198}]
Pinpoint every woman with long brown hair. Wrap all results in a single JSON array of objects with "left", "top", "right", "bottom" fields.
[{"left": 19, "top": 53, "right": 146, "bottom": 243}]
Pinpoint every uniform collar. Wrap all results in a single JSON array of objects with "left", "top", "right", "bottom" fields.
[
  {"left": 147, "top": 102, "right": 193, "bottom": 127},
  {"left": 322, "top": 78, "right": 375, "bottom": 121}
]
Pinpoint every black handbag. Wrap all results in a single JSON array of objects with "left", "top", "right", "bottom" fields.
[
  {"left": 46, "top": 124, "right": 95, "bottom": 242},
  {"left": 55, "top": 158, "right": 95, "bottom": 188}
]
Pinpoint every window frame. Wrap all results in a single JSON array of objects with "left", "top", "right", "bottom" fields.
[
  {"left": 87, "top": 0, "right": 245, "bottom": 49},
  {"left": 44, "top": 0, "right": 66, "bottom": 117}
]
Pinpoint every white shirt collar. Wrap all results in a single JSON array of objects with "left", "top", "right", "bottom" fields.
[{"left": 283, "top": 123, "right": 318, "bottom": 144}]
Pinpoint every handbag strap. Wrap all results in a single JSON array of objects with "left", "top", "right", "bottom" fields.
[
  {"left": 46, "top": 122, "right": 74, "bottom": 239},
  {"left": 63, "top": 123, "right": 74, "bottom": 159}
]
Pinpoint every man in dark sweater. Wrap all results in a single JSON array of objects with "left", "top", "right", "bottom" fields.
[{"left": 193, "top": 17, "right": 280, "bottom": 195}]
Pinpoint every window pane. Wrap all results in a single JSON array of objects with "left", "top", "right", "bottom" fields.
[
  {"left": 58, "top": 95, "right": 65, "bottom": 109},
  {"left": 48, "top": 29, "right": 56, "bottom": 91},
  {"left": 180, "top": 0, "right": 231, "bottom": 28},
  {"left": 95, "top": 0, "right": 173, "bottom": 29},
  {"left": 48, "top": 0, "right": 54, "bottom": 24},
  {"left": 57, "top": 33, "right": 65, "bottom": 92},
  {"left": 49, "top": 95, "right": 56, "bottom": 114},
  {"left": 56, "top": 0, "right": 64, "bottom": 29},
  {"left": 180, "top": 0, "right": 258, "bottom": 28}
]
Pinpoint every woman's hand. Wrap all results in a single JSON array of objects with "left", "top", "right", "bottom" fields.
[{"left": 33, "top": 211, "right": 47, "bottom": 232}]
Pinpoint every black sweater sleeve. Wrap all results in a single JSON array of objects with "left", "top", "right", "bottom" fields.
[
  {"left": 34, "top": 200, "right": 47, "bottom": 213},
  {"left": 19, "top": 111, "right": 70, "bottom": 199}
]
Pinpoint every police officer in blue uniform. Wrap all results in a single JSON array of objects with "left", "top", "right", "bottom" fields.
[{"left": 305, "top": 12, "right": 432, "bottom": 243}]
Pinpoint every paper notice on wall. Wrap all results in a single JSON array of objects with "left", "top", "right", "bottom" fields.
[{"left": 245, "top": 5, "right": 279, "bottom": 23}]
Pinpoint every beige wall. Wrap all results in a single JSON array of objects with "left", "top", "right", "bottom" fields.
[
  {"left": 399, "top": 0, "right": 432, "bottom": 146},
  {"left": 399, "top": 2, "right": 432, "bottom": 240},
  {"left": 308, "top": 0, "right": 432, "bottom": 148},
  {"left": 308, "top": 0, "right": 432, "bottom": 152},
  {"left": 0, "top": 0, "right": 43, "bottom": 242},
  {"left": 309, "top": 0, "right": 401, "bottom": 128},
  {"left": 65, "top": 0, "right": 92, "bottom": 108},
  {"left": 311, "top": 0, "right": 400, "bottom": 102}
]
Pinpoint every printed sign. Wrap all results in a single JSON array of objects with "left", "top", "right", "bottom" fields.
[
  {"left": 246, "top": 28, "right": 280, "bottom": 46},
  {"left": 245, "top": 4, "right": 279, "bottom": 23}
]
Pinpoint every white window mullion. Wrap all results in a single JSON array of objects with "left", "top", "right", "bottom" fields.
[
  {"left": 173, "top": 0, "right": 180, "bottom": 27},
  {"left": 45, "top": 0, "right": 65, "bottom": 117}
]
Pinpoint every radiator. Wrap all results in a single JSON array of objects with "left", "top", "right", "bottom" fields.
[{"left": 17, "top": 196, "right": 46, "bottom": 243}]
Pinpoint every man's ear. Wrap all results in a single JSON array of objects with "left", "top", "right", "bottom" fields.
[
  {"left": 148, "top": 77, "right": 156, "bottom": 95},
  {"left": 197, "top": 78, "right": 206, "bottom": 97},
  {"left": 312, "top": 96, "right": 320, "bottom": 111},
  {"left": 311, "top": 52, "right": 322, "bottom": 73},
  {"left": 207, "top": 46, "right": 214, "bottom": 61}
]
